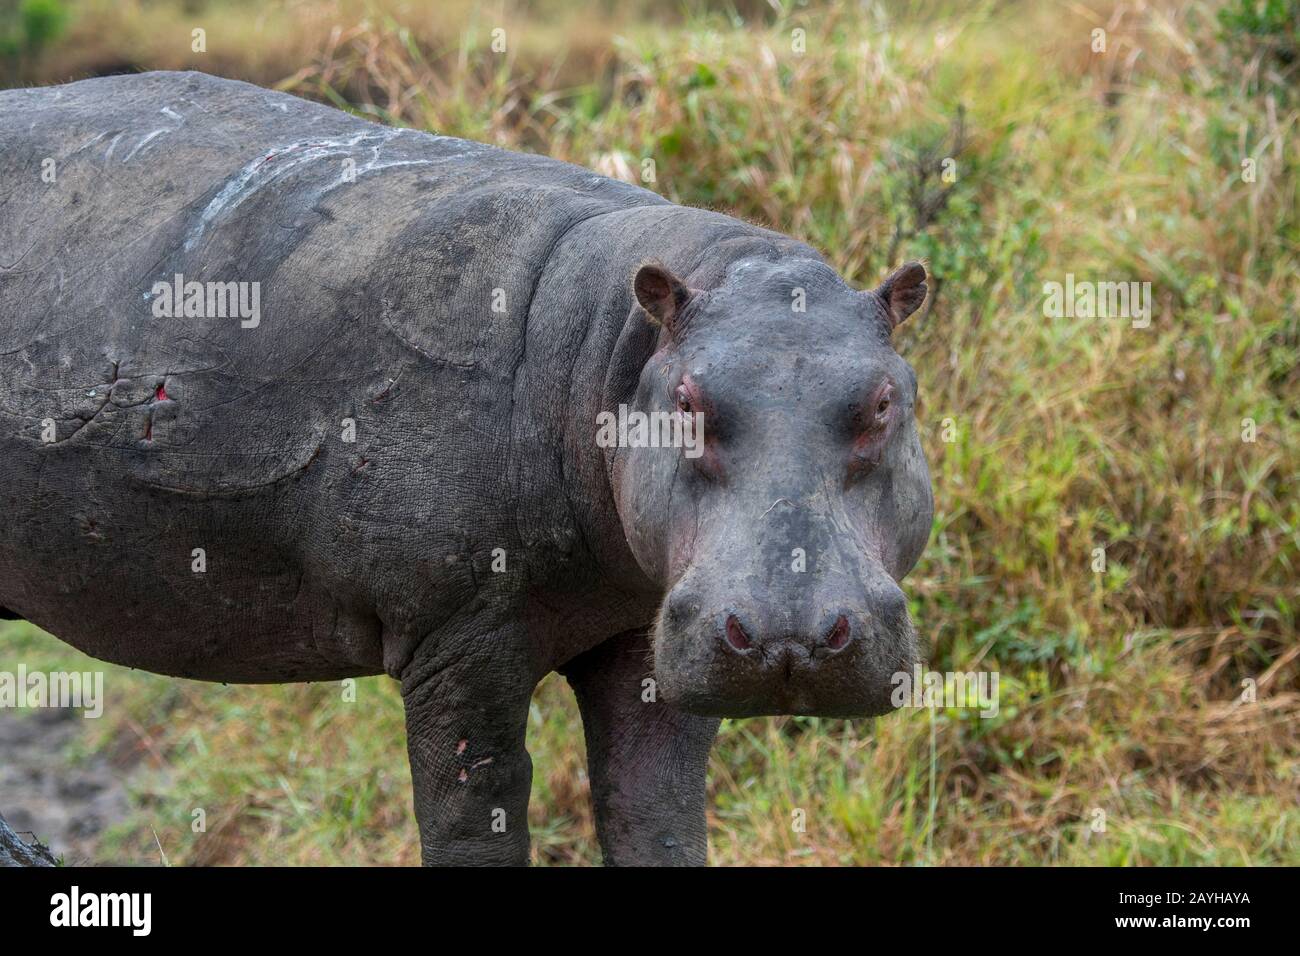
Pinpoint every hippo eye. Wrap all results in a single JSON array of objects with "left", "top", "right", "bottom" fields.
[
  {"left": 874, "top": 383, "right": 895, "bottom": 421},
  {"left": 675, "top": 385, "right": 693, "bottom": 414}
]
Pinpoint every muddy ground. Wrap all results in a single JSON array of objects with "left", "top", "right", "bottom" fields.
[{"left": 0, "top": 706, "right": 132, "bottom": 865}]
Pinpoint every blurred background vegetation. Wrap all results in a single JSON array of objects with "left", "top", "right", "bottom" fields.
[{"left": 0, "top": 0, "right": 1296, "bottom": 865}]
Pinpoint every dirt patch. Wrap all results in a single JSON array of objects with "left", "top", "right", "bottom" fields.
[{"left": 0, "top": 707, "right": 131, "bottom": 865}]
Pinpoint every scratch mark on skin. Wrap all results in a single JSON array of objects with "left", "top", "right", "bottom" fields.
[
  {"left": 121, "top": 106, "right": 188, "bottom": 164},
  {"left": 457, "top": 756, "right": 494, "bottom": 783},
  {"left": 0, "top": 237, "right": 38, "bottom": 270},
  {"left": 183, "top": 129, "right": 433, "bottom": 251},
  {"left": 368, "top": 366, "right": 408, "bottom": 404},
  {"left": 122, "top": 129, "right": 170, "bottom": 163},
  {"left": 69, "top": 131, "right": 107, "bottom": 155},
  {"left": 761, "top": 497, "right": 793, "bottom": 518},
  {"left": 102, "top": 131, "right": 124, "bottom": 161}
]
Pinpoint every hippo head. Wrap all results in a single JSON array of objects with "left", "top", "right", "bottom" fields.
[{"left": 603, "top": 256, "right": 933, "bottom": 718}]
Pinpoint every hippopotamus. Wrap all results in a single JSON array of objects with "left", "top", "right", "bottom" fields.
[{"left": 0, "top": 71, "right": 933, "bottom": 866}]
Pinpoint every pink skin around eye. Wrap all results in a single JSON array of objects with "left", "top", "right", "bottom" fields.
[
  {"left": 848, "top": 381, "right": 896, "bottom": 477},
  {"left": 873, "top": 382, "right": 895, "bottom": 420},
  {"left": 675, "top": 374, "right": 724, "bottom": 479},
  {"left": 676, "top": 374, "right": 700, "bottom": 411}
]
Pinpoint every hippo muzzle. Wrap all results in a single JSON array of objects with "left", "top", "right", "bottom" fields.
[{"left": 652, "top": 491, "right": 921, "bottom": 717}]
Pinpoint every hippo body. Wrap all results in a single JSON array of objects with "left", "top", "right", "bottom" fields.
[{"left": 0, "top": 72, "right": 933, "bottom": 865}]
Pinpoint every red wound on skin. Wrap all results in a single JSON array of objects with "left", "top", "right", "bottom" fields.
[
  {"left": 827, "top": 615, "right": 851, "bottom": 650},
  {"left": 143, "top": 382, "right": 168, "bottom": 441}
]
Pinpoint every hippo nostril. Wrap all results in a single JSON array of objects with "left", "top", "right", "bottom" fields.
[
  {"left": 825, "top": 614, "right": 851, "bottom": 651},
  {"left": 724, "top": 614, "right": 753, "bottom": 652}
]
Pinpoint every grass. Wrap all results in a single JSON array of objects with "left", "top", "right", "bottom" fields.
[{"left": 1, "top": 0, "right": 1297, "bottom": 865}]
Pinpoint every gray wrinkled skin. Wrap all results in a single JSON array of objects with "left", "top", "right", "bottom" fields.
[{"left": 0, "top": 72, "right": 933, "bottom": 866}]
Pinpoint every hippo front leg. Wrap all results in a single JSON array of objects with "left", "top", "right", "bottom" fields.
[
  {"left": 400, "top": 627, "right": 536, "bottom": 866},
  {"left": 563, "top": 630, "right": 720, "bottom": 866}
]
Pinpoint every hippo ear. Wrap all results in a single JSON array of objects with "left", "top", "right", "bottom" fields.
[
  {"left": 633, "top": 263, "right": 696, "bottom": 335},
  {"left": 870, "top": 261, "right": 928, "bottom": 331}
]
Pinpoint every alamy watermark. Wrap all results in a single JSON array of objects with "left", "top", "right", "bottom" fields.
[
  {"left": 50, "top": 886, "right": 151, "bottom": 936},
  {"left": 595, "top": 404, "right": 704, "bottom": 458},
  {"left": 1042, "top": 274, "right": 1151, "bottom": 329},
  {"left": 892, "top": 665, "right": 999, "bottom": 718},
  {"left": 0, "top": 666, "right": 103, "bottom": 718},
  {"left": 148, "top": 273, "right": 261, "bottom": 328}
]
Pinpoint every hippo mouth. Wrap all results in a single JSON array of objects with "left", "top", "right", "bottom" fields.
[{"left": 650, "top": 604, "right": 920, "bottom": 719}]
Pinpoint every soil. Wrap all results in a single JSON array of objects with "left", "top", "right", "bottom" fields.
[{"left": 0, "top": 706, "right": 131, "bottom": 865}]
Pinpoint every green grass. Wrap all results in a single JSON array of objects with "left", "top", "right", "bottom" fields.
[{"left": 1, "top": 0, "right": 1297, "bottom": 865}]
